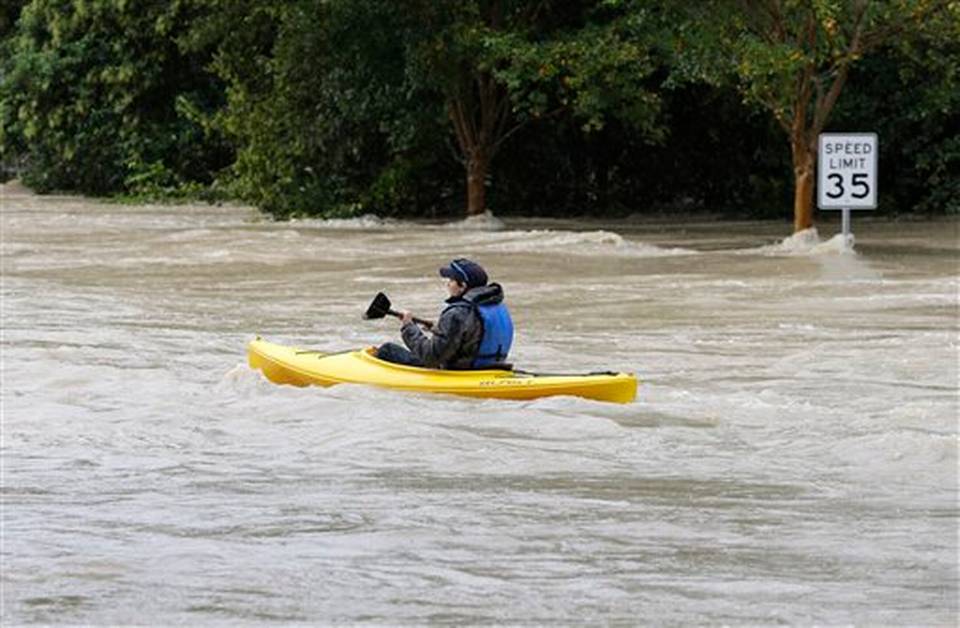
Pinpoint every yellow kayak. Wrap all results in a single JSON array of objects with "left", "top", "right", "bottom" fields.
[{"left": 248, "top": 337, "right": 637, "bottom": 404}]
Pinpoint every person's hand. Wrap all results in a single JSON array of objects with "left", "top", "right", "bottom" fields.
[{"left": 400, "top": 311, "right": 414, "bottom": 326}]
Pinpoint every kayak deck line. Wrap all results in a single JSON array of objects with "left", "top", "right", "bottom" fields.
[
  {"left": 294, "top": 349, "right": 355, "bottom": 358},
  {"left": 247, "top": 337, "right": 637, "bottom": 403},
  {"left": 513, "top": 368, "right": 622, "bottom": 378}
]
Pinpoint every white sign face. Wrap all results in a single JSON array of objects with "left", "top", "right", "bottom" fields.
[{"left": 818, "top": 133, "right": 878, "bottom": 209}]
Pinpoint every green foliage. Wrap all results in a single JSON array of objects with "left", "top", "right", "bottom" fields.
[
  {"left": 834, "top": 34, "right": 960, "bottom": 214},
  {"left": 0, "top": 0, "right": 231, "bottom": 196},
  {"left": 673, "top": 0, "right": 948, "bottom": 130},
  {"left": 1, "top": 0, "right": 956, "bottom": 219},
  {"left": 187, "top": 0, "right": 451, "bottom": 218},
  {"left": 398, "top": 1, "right": 670, "bottom": 215},
  {"left": 489, "top": 18, "right": 662, "bottom": 135},
  {"left": 409, "top": 1, "right": 664, "bottom": 133}
]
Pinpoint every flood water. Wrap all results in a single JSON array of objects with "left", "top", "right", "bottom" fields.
[{"left": 2, "top": 182, "right": 958, "bottom": 624}]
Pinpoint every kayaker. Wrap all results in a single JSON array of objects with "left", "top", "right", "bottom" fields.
[{"left": 376, "top": 258, "right": 514, "bottom": 369}]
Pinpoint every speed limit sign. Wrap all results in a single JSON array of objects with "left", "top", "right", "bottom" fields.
[{"left": 818, "top": 133, "right": 878, "bottom": 210}]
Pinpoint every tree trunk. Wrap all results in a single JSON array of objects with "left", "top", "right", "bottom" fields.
[
  {"left": 466, "top": 151, "right": 489, "bottom": 216},
  {"left": 791, "top": 123, "right": 816, "bottom": 232},
  {"left": 792, "top": 151, "right": 815, "bottom": 232},
  {"left": 449, "top": 77, "right": 505, "bottom": 217},
  {"left": 445, "top": 1, "right": 514, "bottom": 217}
]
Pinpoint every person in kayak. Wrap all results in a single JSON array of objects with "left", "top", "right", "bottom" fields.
[{"left": 376, "top": 258, "right": 513, "bottom": 369}]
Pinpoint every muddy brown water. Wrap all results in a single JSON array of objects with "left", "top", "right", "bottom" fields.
[{"left": 2, "top": 183, "right": 957, "bottom": 624}]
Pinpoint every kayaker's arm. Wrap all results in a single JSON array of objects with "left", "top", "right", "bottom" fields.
[{"left": 401, "top": 310, "right": 464, "bottom": 368}]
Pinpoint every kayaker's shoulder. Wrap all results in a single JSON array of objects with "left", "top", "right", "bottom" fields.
[{"left": 462, "top": 282, "right": 505, "bottom": 305}]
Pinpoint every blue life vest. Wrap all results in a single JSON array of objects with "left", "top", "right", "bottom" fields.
[{"left": 472, "top": 302, "right": 513, "bottom": 367}]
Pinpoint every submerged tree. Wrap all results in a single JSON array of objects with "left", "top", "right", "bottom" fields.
[
  {"left": 677, "top": 0, "right": 956, "bottom": 232},
  {"left": 409, "top": 1, "right": 664, "bottom": 216}
]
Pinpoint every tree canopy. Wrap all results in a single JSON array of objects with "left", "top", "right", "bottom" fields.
[{"left": 2, "top": 0, "right": 957, "bottom": 228}]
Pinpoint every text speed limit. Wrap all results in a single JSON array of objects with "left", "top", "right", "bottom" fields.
[{"left": 818, "top": 133, "right": 878, "bottom": 209}]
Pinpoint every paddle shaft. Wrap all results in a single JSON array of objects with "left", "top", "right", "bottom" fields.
[{"left": 384, "top": 309, "right": 434, "bottom": 330}]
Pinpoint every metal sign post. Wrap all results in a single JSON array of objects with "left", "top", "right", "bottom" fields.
[{"left": 818, "top": 133, "right": 878, "bottom": 244}]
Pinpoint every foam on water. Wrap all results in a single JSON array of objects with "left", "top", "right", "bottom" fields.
[
  {"left": 434, "top": 210, "right": 507, "bottom": 231},
  {"left": 745, "top": 227, "right": 856, "bottom": 256},
  {"left": 288, "top": 211, "right": 506, "bottom": 232},
  {"left": 481, "top": 228, "right": 698, "bottom": 257},
  {"left": 289, "top": 213, "right": 405, "bottom": 230},
  {"left": 241, "top": 211, "right": 693, "bottom": 257}
]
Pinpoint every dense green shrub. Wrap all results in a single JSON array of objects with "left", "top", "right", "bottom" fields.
[{"left": 0, "top": 0, "right": 231, "bottom": 196}]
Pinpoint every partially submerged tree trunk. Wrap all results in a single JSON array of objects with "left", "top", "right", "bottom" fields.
[
  {"left": 448, "top": 71, "right": 511, "bottom": 216},
  {"left": 788, "top": 38, "right": 822, "bottom": 234},
  {"left": 775, "top": 9, "right": 855, "bottom": 233},
  {"left": 787, "top": 54, "right": 849, "bottom": 233},
  {"left": 444, "top": 0, "right": 519, "bottom": 217},
  {"left": 465, "top": 149, "right": 489, "bottom": 216},
  {"left": 792, "top": 141, "right": 815, "bottom": 232},
  {"left": 427, "top": 0, "right": 662, "bottom": 217}
]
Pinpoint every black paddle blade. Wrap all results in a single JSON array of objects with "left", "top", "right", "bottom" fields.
[{"left": 363, "top": 292, "right": 392, "bottom": 320}]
